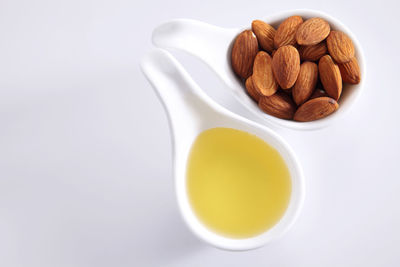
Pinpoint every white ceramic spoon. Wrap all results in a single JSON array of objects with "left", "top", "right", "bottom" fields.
[
  {"left": 152, "top": 9, "right": 366, "bottom": 130},
  {"left": 140, "top": 48, "right": 305, "bottom": 250}
]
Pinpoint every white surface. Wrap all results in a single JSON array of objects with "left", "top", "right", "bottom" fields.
[{"left": 0, "top": 0, "right": 399, "bottom": 266}]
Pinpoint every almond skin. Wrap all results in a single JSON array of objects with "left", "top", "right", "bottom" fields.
[
  {"left": 296, "top": 17, "right": 330, "bottom": 45},
  {"left": 326, "top": 31, "right": 355, "bottom": 63},
  {"left": 252, "top": 20, "right": 276, "bottom": 53},
  {"left": 272, "top": 45, "right": 300, "bottom": 89},
  {"left": 245, "top": 76, "right": 262, "bottom": 102},
  {"left": 298, "top": 42, "right": 327, "bottom": 61},
  {"left": 319, "top": 55, "right": 342, "bottom": 100},
  {"left": 294, "top": 97, "right": 339, "bottom": 122},
  {"left": 252, "top": 51, "right": 278, "bottom": 96},
  {"left": 259, "top": 91, "right": 296, "bottom": 119},
  {"left": 310, "top": 88, "right": 328, "bottom": 99},
  {"left": 293, "top": 61, "right": 318, "bottom": 105},
  {"left": 338, "top": 57, "right": 361, "bottom": 84},
  {"left": 231, "top": 30, "right": 259, "bottom": 78},
  {"left": 274, "top": 16, "right": 303, "bottom": 48}
]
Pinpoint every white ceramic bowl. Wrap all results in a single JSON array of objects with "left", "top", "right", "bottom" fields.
[
  {"left": 141, "top": 49, "right": 305, "bottom": 250},
  {"left": 152, "top": 9, "right": 366, "bottom": 130}
]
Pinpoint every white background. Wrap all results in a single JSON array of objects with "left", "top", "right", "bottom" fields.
[{"left": 0, "top": 0, "right": 399, "bottom": 266}]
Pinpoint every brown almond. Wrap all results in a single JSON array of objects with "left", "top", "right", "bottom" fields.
[
  {"left": 258, "top": 91, "right": 296, "bottom": 119},
  {"left": 245, "top": 76, "right": 262, "bottom": 102},
  {"left": 298, "top": 41, "right": 327, "bottom": 61},
  {"left": 252, "top": 51, "right": 278, "bottom": 96},
  {"left": 252, "top": 20, "right": 276, "bottom": 53},
  {"left": 319, "top": 55, "right": 342, "bottom": 100},
  {"left": 310, "top": 88, "right": 328, "bottom": 99},
  {"left": 274, "top": 16, "right": 303, "bottom": 48},
  {"left": 272, "top": 45, "right": 300, "bottom": 89},
  {"left": 338, "top": 57, "right": 361, "bottom": 84},
  {"left": 295, "top": 17, "right": 330, "bottom": 45},
  {"left": 294, "top": 97, "right": 339, "bottom": 121},
  {"left": 326, "top": 31, "right": 355, "bottom": 63},
  {"left": 293, "top": 61, "right": 318, "bottom": 105},
  {"left": 231, "top": 30, "right": 259, "bottom": 78}
]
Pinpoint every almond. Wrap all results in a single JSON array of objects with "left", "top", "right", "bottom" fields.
[
  {"left": 274, "top": 16, "right": 303, "bottom": 48},
  {"left": 272, "top": 45, "right": 300, "bottom": 89},
  {"left": 252, "top": 20, "right": 276, "bottom": 53},
  {"left": 258, "top": 91, "right": 296, "bottom": 119},
  {"left": 294, "top": 97, "right": 338, "bottom": 121},
  {"left": 245, "top": 76, "right": 262, "bottom": 102},
  {"left": 231, "top": 30, "right": 259, "bottom": 78},
  {"left": 295, "top": 17, "right": 330, "bottom": 45},
  {"left": 326, "top": 31, "right": 355, "bottom": 63},
  {"left": 298, "top": 41, "right": 327, "bottom": 61},
  {"left": 293, "top": 61, "right": 318, "bottom": 105},
  {"left": 319, "top": 55, "right": 342, "bottom": 100},
  {"left": 252, "top": 51, "right": 278, "bottom": 96},
  {"left": 338, "top": 57, "right": 361, "bottom": 84},
  {"left": 310, "top": 88, "right": 328, "bottom": 99}
]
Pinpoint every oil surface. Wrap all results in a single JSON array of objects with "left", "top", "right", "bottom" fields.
[{"left": 186, "top": 127, "right": 291, "bottom": 238}]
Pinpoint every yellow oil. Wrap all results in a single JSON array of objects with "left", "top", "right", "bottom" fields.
[{"left": 186, "top": 127, "right": 291, "bottom": 239}]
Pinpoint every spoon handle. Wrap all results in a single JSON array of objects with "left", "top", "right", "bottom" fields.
[
  {"left": 140, "top": 49, "right": 222, "bottom": 139},
  {"left": 152, "top": 19, "right": 240, "bottom": 89}
]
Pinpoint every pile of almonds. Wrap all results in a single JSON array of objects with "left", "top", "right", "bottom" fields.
[{"left": 231, "top": 16, "right": 361, "bottom": 122}]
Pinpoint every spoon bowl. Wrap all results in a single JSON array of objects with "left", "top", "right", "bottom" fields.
[
  {"left": 152, "top": 9, "right": 366, "bottom": 130},
  {"left": 140, "top": 49, "right": 305, "bottom": 250}
]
